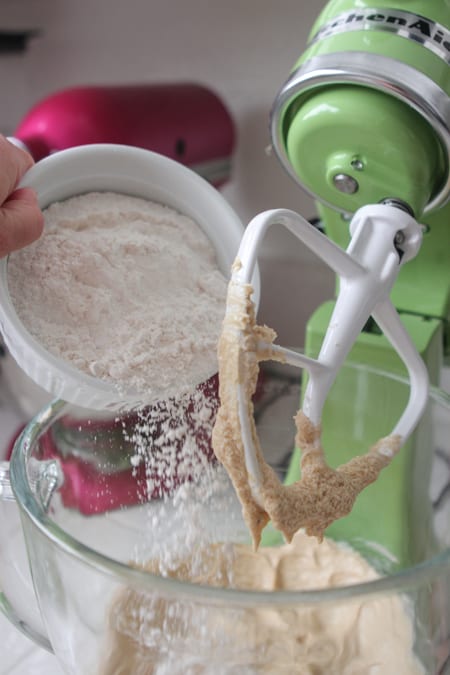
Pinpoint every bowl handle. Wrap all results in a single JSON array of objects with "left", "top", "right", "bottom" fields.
[{"left": 0, "top": 461, "right": 53, "bottom": 652}]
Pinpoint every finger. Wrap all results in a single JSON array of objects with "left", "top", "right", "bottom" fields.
[
  {"left": 0, "top": 187, "right": 44, "bottom": 258},
  {"left": 0, "top": 135, "right": 34, "bottom": 204}
]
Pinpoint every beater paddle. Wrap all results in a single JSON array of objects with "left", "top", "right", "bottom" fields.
[{"left": 214, "top": 201, "right": 429, "bottom": 535}]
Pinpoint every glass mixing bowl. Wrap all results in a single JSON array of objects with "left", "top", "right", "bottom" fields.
[{"left": 0, "top": 361, "right": 449, "bottom": 674}]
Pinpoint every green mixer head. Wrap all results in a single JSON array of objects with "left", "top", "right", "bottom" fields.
[
  {"left": 271, "top": 0, "right": 450, "bottom": 219},
  {"left": 284, "top": 86, "right": 443, "bottom": 217}
]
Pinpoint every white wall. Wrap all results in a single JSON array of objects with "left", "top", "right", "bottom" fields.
[{"left": 1, "top": 0, "right": 334, "bottom": 345}]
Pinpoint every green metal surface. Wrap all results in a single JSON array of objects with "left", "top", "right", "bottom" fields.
[
  {"left": 285, "top": 86, "right": 441, "bottom": 215},
  {"left": 311, "top": 0, "right": 450, "bottom": 42},
  {"left": 305, "top": 1, "right": 450, "bottom": 94},
  {"left": 277, "top": 0, "right": 450, "bottom": 214}
]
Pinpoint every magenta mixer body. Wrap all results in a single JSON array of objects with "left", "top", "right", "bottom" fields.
[{"left": 14, "top": 82, "right": 235, "bottom": 186}]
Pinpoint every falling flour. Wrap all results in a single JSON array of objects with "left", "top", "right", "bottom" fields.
[{"left": 7, "top": 191, "right": 228, "bottom": 401}]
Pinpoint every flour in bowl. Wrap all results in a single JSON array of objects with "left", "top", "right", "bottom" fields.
[{"left": 7, "top": 192, "right": 228, "bottom": 401}]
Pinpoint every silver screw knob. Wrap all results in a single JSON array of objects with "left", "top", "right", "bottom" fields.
[{"left": 333, "top": 173, "right": 359, "bottom": 194}]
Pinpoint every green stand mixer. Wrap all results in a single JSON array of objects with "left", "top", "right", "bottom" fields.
[
  {"left": 272, "top": 0, "right": 450, "bottom": 563},
  {"left": 223, "top": 0, "right": 449, "bottom": 565}
]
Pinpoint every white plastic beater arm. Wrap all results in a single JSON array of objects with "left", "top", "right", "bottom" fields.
[
  {"left": 372, "top": 299, "right": 429, "bottom": 442},
  {"left": 301, "top": 205, "right": 424, "bottom": 427},
  {"left": 257, "top": 341, "right": 328, "bottom": 376},
  {"left": 234, "top": 209, "right": 364, "bottom": 285},
  {"left": 232, "top": 204, "right": 427, "bottom": 506}
]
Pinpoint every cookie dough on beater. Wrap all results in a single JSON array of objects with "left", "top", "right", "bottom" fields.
[
  {"left": 212, "top": 206, "right": 427, "bottom": 549},
  {"left": 212, "top": 269, "right": 401, "bottom": 549}
]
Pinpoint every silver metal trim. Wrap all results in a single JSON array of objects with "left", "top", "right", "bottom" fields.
[
  {"left": 270, "top": 51, "right": 450, "bottom": 215},
  {"left": 190, "top": 156, "right": 232, "bottom": 185},
  {"left": 0, "top": 461, "right": 15, "bottom": 502},
  {"left": 309, "top": 9, "right": 450, "bottom": 66},
  {"left": 6, "top": 136, "right": 29, "bottom": 153}
]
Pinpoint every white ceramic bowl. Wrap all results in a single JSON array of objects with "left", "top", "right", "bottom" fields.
[{"left": 0, "top": 144, "right": 252, "bottom": 410}]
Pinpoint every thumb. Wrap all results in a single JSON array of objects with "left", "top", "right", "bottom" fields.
[
  {"left": 0, "top": 135, "right": 34, "bottom": 203},
  {"left": 0, "top": 188, "right": 44, "bottom": 258}
]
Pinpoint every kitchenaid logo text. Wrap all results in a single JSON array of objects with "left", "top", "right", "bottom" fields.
[{"left": 310, "top": 9, "right": 450, "bottom": 64}]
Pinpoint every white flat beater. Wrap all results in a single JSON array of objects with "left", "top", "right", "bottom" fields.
[{"left": 227, "top": 202, "right": 429, "bottom": 505}]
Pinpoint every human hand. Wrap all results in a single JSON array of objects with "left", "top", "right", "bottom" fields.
[{"left": 0, "top": 135, "right": 44, "bottom": 258}]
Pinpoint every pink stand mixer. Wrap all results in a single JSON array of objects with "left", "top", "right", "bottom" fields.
[{"left": 11, "top": 82, "right": 235, "bottom": 186}]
